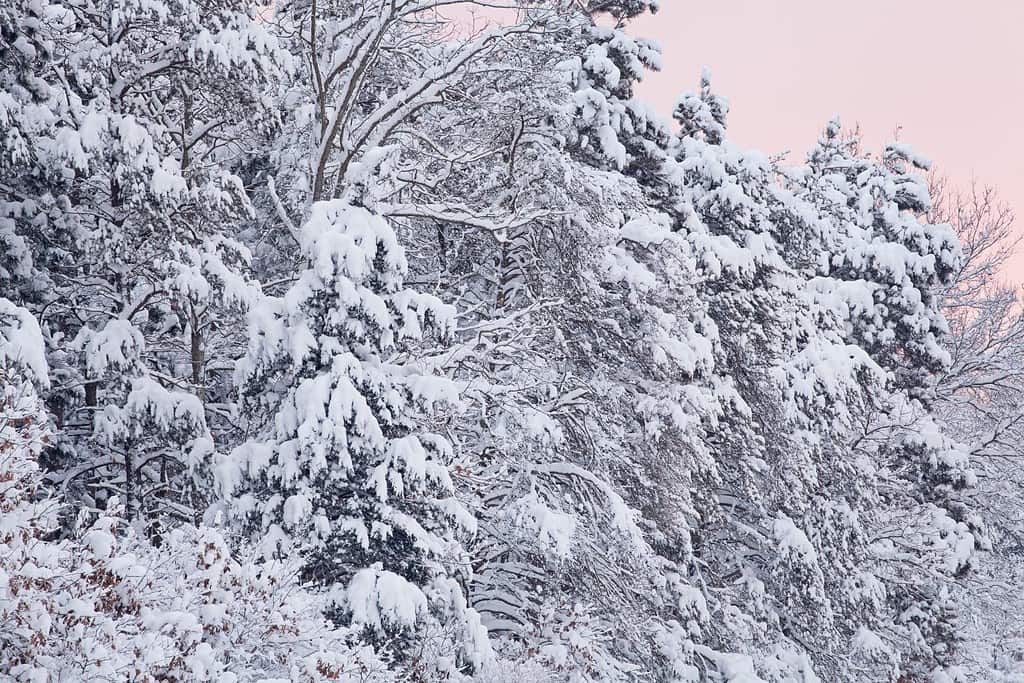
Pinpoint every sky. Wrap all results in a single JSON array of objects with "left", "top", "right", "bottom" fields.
[{"left": 631, "top": 0, "right": 1024, "bottom": 281}]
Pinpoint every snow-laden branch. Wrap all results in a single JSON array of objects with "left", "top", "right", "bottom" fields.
[{"left": 381, "top": 203, "right": 556, "bottom": 237}]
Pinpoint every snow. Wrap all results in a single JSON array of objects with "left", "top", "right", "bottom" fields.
[
  {"left": 345, "top": 565, "right": 428, "bottom": 631},
  {"left": 773, "top": 514, "right": 818, "bottom": 563},
  {"left": 852, "top": 626, "right": 889, "bottom": 657},
  {"left": 283, "top": 493, "right": 313, "bottom": 526},
  {"left": 620, "top": 213, "right": 671, "bottom": 245},
  {"left": 0, "top": 299, "right": 48, "bottom": 384}
]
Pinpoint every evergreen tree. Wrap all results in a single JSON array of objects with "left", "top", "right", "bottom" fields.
[
  {"left": 791, "top": 120, "right": 982, "bottom": 679},
  {"left": 223, "top": 200, "right": 490, "bottom": 674}
]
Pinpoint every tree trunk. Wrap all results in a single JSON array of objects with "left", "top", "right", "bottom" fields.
[{"left": 190, "top": 303, "right": 205, "bottom": 403}]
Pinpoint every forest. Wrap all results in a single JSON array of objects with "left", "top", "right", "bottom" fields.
[{"left": 3, "top": 0, "right": 1024, "bottom": 681}]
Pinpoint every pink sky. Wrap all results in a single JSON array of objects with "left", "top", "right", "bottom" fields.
[{"left": 632, "top": 0, "right": 1024, "bottom": 281}]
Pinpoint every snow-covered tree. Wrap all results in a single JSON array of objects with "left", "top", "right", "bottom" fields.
[
  {"left": 788, "top": 122, "right": 983, "bottom": 680},
  {"left": 221, "top": 200, "right": 493, "bottom": 676}
]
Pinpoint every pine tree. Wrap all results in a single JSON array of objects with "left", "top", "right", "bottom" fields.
[
  {"left": 223, "top": 200, "right": 491, "bottom": 674},
  {"left": 791, "top": 120, "right": 982, "bottom": 679}
]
